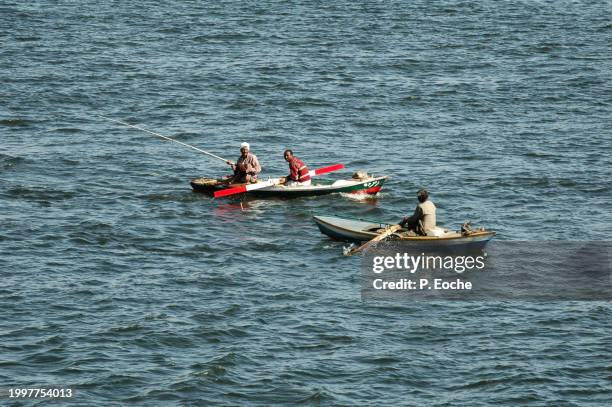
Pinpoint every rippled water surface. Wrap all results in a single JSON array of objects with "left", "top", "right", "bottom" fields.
[{"left": 1, "top": 1, "right": 611, "bottom": 405}]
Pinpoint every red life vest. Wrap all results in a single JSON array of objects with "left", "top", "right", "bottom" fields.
[{"left": 289, "top": 157, "right": 311, "bottom": 182}]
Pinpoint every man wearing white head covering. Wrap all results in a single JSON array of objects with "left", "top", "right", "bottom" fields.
[{"left": 226, "top": 142, "right": 261, "bottom": 183}]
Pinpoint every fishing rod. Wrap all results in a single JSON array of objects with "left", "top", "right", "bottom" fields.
[{"left": 97, "top": 115, "right": 230, "bottom": 164}]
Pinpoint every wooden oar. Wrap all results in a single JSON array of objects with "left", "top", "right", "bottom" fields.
[
  {"left": 346, "top": 224, "right": 403, "bottom": 256},
  {"left": 214, "top": 163, "right": 344, "bottom": 198}
]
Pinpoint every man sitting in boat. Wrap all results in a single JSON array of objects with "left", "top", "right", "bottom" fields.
[
  {"left": 399, "top": 189, "right": 437, "bottom": 235},
  {"left": 226, "top": 142, "right": 261, "bottom": 183},
  {"left": 283, "top": 149, "right": 311, "bottom": 186}
]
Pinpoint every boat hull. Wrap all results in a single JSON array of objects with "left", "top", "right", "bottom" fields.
[
  {"left": 313, "top": 215, "right": 495, "bottom": 250},
  {"left": 191, "top": 176, "right": 388, "bottom": 198}
]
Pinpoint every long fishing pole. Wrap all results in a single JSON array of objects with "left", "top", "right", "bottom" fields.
[{"left": 97, "top": 115, "right": 230, "bottom": 164}]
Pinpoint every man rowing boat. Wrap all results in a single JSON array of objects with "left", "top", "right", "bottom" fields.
[
  {"left": 283, "top": 149, "right": 311, "bottom": 186},
  {"left": 399, "top": 189, "right": 437, "bottom": 235},
  {"left": 226, "top": 142, "right": 261, "bottom": 183}
]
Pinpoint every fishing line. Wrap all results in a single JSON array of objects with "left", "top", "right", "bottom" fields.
[{"left": 97, "top": 114, "right": 229, "bottom": 164}]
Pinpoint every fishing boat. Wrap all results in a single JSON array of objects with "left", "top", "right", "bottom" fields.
[
  {"left": 190, "top": 174, "right": 388, "bottom": 198},
  {"left": 313, "top": 215, "right": 495, "bottom": 250}
]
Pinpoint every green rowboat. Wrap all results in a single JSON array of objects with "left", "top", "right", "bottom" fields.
[{"left": 191, "top": 175, "right": 388, "bottom": 198}]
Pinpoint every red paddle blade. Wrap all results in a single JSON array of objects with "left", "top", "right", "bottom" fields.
[
  {"left": 213, "top": 179, "right": 277, "bottom": 198},
  {"left": 312, "top": 163, "right": 344, "bottom": 176},
  {"left": 214, "top": 185, "right": 247, "bottom": 198}
]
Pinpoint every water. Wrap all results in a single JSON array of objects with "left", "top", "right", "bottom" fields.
[{"left": 1, "top": 1, "right": 611, "bottom": 405}]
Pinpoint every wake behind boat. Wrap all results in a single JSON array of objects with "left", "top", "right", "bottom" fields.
[
  {"left": 191, "top": 174, "right": 388, "bottom": 198},
  {"left": 313, "top": 215, "right": 495, "bottom": 250}
]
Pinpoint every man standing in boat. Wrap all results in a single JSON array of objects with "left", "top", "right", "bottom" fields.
[
  {"left": 226, "top": 142, "right": 261, "bottom": 183},
  {"left": 283, "top": 149, "right": 311, "bottom": 186},
  {"left": 399, "top": 189, "right": 437, "bottom": 235}
]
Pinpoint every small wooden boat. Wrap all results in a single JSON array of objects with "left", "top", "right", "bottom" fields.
[
  {"left": 190, "top": 175, "right": 388, "bottom": 198},
  {"left": 313, "top": 215, "right": 495, "bottom": 250}
]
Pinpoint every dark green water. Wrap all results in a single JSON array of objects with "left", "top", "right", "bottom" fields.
[{"left": 1, "top": 1, "right": 610, "bottom": 405}]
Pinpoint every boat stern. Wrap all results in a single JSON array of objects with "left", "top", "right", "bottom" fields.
[{"left": 346, "top": 175, "right": 388, "bottom": 195}]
